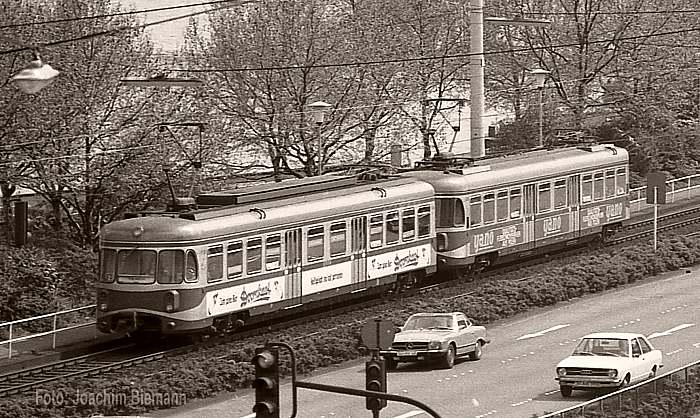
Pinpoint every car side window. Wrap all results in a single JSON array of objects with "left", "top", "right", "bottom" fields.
[
  {"left": 457, "top": 320, "right": 467, "bottom": 329},
  {"left": 638, "top": 338, "right": 652, "bottom": 354},
  {"left": 631, "top": 339, "right": 642, "bottom": 357}
]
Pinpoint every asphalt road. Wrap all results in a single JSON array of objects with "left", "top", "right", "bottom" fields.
[{"left": 157, "top": 267, "right": 700, "bottom": 418}]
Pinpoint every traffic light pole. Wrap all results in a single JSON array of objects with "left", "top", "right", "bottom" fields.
[{"left": 258, "top": 341, "right": 442, "bottom": 418}]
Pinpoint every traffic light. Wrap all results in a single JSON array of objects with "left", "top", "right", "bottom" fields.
[
  {"left": 365, "top": 357, "right": 387, "bottom": 411},
  {"left": 252, "top": 346, "right": 280, "bottom": 418}
]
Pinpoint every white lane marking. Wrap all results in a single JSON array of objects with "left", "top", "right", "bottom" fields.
[
  {"left": 240, "top": 414, "right": 256, "bottom": 418},
  {"left": 516, "top": 324, "right": 570, "bottom": 340},
  {"left": 693, "top": 342, "right": 700, "bottom": 348},
  {"left": 648, "top": 323, "right": 695, "bottom": 339},
  {"left": 394, "top": 411, "right": 424, "bottom": 418},
  {"left": 666, "top": 348, "right": 684, "bottom": 356}
]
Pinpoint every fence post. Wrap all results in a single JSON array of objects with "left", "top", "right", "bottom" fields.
[
  {"left": 8, "top": 323, "right": 12, "bottom": 359},
  {"left": 52, "top": 313, "right": 58, "bottom": 349}
]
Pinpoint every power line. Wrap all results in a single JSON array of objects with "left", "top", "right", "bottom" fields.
[
  {"left": 521, "top": 9, "right": 700, "bottom": 16},
  {"left": 162, "top": 27, "right": 700, "bottom": 73},
  {"left": 0, "top": 0, "right": 257, "bottom": 56},
  {"left": 0, "top": 0, "right": 239, "bottom": 29}
]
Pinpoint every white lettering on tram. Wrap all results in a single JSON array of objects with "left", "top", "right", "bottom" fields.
[
  {"left": 606, "top": 202, "right": 623, "bottom": 218},
  {"left": 473, "top": 231, "right": 494, "bottom": 253},
  {"left": 543, "top": 215, "right": 562, "bottom": 236}
]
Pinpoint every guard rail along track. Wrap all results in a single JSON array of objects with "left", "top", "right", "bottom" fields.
[{"left": 2, "top": 204, "right": 700, "bottom": 398}]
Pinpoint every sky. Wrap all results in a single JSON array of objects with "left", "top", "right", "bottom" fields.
[{"left": 116, "top": 0, "right": 207, "bottom": 51}]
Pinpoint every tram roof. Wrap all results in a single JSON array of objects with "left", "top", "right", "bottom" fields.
[
  {"left": 402, "top": 145, "right": 628, "bottom": 194},
  {"left": 101, "top": 176, "right": 434, "bottom": 244}
]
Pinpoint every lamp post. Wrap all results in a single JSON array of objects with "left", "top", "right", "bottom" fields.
[
  {"left": 531, "top": 68, "right": 550, "bottom": 148},
  {"left": 11, "top": 52, "right": 59, "bottom": 94},
  {"left": 308, "top": 101, "right": 332, "bottom": 176}
]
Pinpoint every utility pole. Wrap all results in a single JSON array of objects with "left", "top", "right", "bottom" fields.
[{"left": 469, "top": 0, "right": 485, "bottom": 158}]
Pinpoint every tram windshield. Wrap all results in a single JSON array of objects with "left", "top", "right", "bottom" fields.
[
  {"left": 101, "top": 249, "right": 197, "bottom": 284},
  {"left": 436, "top": 198, "right": 465, "bottom": 227}
]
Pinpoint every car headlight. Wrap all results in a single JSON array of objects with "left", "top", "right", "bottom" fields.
[
  {"left": 607, "top": 369, "right": 618, "bottom": 378},
  {"left": 428, "top": 340, "right": 442, "bottom": 350},
  {"left": 557, "top": 367, "right": 567, "bottom": 376}
]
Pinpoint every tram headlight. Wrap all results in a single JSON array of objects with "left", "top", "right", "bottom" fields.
[
  {"left": 99, "top": 303, "right": 108, "bottom": 312},
  {"left": 164, "top": 290, "right": 180, "bottom": 313}
]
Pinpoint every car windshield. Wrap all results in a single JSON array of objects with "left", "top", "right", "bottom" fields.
[
  {"left": 572, "top": 338, "right": 629, "bottom": 357},
  {"left": 403, "top": 315, "right": 453, "bottom": 330}
]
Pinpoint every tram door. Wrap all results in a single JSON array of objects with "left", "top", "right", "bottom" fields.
[
  {"left": 284, "top": 228, "right": 303, "bottom": 305},
  {"left": 568, "top": 175, "right": 580, "bottom": 237},
  {"left": 523, "top": 184, "right": 536, "bottom": 248},
  {"left": 350, "top": 216, "right": 368, "bottom": 289}
]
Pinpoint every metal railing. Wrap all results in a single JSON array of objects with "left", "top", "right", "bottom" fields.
[
  {"left": 541, "top": 359, "right": 700, "bottom": 417},
  {"left": 629, "top": 173, "right": 700, "bottom": 213},
  {"left": 0, "top": 305, "right": 96, "bottom": 359}
]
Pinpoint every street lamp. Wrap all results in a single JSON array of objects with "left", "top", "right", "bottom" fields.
[
  {"left": 531, "top": 68, "right": 551, "bottom": 148},
  {"left": 11, "top": 52, "right": 59, "bottom": 94},
  {"left": 308, "top": 100, "right": 332, "bottom": 176}
]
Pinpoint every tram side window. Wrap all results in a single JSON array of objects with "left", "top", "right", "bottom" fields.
[
  {"left": 185, "top": 250, "right": 198, "bottom": 283},
  {"left": 307, "top": 226, "right": 325, "bottom": 262},
  {"left": 497, "top": 191, "right": 508, "bottom": 222},
  {"left": 417, "top": 205, "right": 431, "bottom": 238},
  {"left": 330, "top": 222, "right": 346, "bottom": 257},
  {"left": 386, "top": 211, "right": 399, "bottom": 244},
  {"left": 247, "top": 237, "right": 262, "bottom": 274},
  {"left": 207, "top": 245, "right": 223, "bottom": 283},
  {"left": 510, "top": 188, "right": 522, "bottom": 218},
  {"left": 616, "top": 168, "right": 627, "bottom": 195},
  {"left": 157, "top": 250, "right": 184, "bottom": 284},
  {"left": 469, "top": 196, "right": 482, "bottom": 227},
  {"left": 402, "top": 208, "right": 415, "bottom": 241},
  {"left": 538, "top": 182, "right": 551, "bottom": 212},
  {"left": 593, "top": 172, "right": 605, "bottom": 201},
  {"left": 266, "top": 234, "right": 281, "bottom": 271},
  {"left": 483, "top": 193, "right": 495, "bottom": 224},
  {"left": 101, "top": 249, "right": 116, "bottom": 283},
  {"left": 118, "top": 250, "right": 156, "bottom": 284},
  {"left": 369, "top": 214, "right": 383, "bottom": 249},
  {"left": 554, "top": 179, "right": 567, "bottom": 209},
  {"left": 605, "top": 170, "right": 616, "bottom": 198},
  {"left": 227, "top": 241, "right": 243, "bottom": 279},
  {"left": 581, "top": 174, "right": 593, "bottom": 203}
]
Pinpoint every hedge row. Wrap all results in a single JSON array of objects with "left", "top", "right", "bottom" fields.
[{"left": 1, "top": 236, "right": 699, "bottom": 417}]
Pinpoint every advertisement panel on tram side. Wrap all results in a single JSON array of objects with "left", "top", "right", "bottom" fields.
[
  {"left": 301, "top": 262, "right": 353, "bottom": 296},
  {"left": 580, "top": 200, "right": 626, "bottom": 229},
  {"left": 205, "top": 276, "right": 286, "bottom": 317},
  {"left": 468, "top": 223, "right": 525, "bottom": 255},
  {"left": 534, "top": 212, "right": 572, "bottom": 240},
  {"left": 367, "top": 244, "right": 433, "bottom": 280}
]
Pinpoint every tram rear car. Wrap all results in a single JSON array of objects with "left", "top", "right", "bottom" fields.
[
  {"left": 96, "top": 175, "right": 436, "bottom": 335},
  {"left": 403, "top": 144, "right": 629, "bottom": 273}
]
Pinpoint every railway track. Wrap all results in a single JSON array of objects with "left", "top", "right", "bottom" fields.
[
  {"left": 0, "top": 342, "right": 194, "bottom": 397},
  {"left": 2, "top": 203, "right": 699, "bottom": 398}
]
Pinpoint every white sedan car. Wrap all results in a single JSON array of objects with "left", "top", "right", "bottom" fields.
[{"left": 555, "top": 332, "right": 663, "bottom": 397}]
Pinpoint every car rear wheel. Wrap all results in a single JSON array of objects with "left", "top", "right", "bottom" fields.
[
  {"left": 649, "top": 366, "right": 657, "bottom": 379},
  {"left": 560, "top": 385, "right": 572, "bottom": 397},
  {"left": 440, "top": 344, "right": 456, "bottom": 369},
  {"left": 469, "top": 341, "right": 483, "bottom": 361}
]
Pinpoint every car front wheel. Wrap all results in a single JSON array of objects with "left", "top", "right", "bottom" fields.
[
  {"left": 440, "top": 345, "right": 456, "bottom": 369},
  {"left": 469, "top": 341, "right": 483, "bottom": 361},
  {"left": 619, "top": 374, "right": 631, "bottom": 388},
  {"left": 560, "top": 385, "right": 573, "bottom": 397}
]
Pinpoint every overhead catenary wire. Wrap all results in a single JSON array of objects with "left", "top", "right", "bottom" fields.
[
  {"left": 0, "top": 0, "right": 257, "bottom": 56},
  {"left": 0, "top": 0, "right": 241, "bottom": 29}
]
